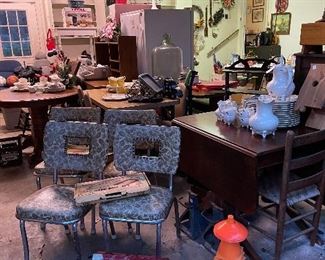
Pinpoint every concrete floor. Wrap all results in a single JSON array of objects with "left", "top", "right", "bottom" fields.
[{"left": 0, "top": 114, "right": 325, "bottom": 260}]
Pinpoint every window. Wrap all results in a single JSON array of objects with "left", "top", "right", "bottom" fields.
[{"left": 0, "top": 10, "right": 31, "bottom": 57}]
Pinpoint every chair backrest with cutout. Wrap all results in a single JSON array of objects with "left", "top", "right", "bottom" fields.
[
  {"left": 113, "top": 124, "right": 181, "bottom": 190},
  {"left": 103, "top": 109, "right": 157, "bottom": 153},
  {"left": 49, "top": 107, "right": 101, "bottom": 123},
  {"left": 43, "top": 121, "right": 109, "bottom": 179}
]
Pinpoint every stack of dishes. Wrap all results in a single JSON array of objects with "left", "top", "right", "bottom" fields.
[{"left": 273, "top": 96, "right": 300, "bottom": 128}]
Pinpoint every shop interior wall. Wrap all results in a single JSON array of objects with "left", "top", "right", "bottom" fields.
[
  {"left": 265, "top": 0, "right": 324, "bottom": 59},
  {"left": 246, "top": 0, "right": 325, "bottom": 60}
]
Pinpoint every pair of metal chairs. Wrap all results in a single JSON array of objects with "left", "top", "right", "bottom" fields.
[
  {"left": 252, "top": 129, "right": 325, "bottom": 259},
  {"left": 17, "top": 107, "right": 181, "bottom": 258}
]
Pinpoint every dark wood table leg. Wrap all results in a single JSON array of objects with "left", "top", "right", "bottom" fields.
[{"left": 28, "top": 105, "right": 48, "bottom": 167}]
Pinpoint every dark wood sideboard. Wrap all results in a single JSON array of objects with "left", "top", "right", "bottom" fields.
[{"left": 294, "top": 52, "right": 325, "bottom": 94}]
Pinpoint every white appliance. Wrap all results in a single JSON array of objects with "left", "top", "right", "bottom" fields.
[{"left": 120, "top": 9, "right": 193, "bottom": 75}]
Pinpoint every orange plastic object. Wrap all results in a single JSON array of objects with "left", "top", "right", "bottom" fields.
[{"left": 213, "top": 215, "right": 248, "bottom": 260}]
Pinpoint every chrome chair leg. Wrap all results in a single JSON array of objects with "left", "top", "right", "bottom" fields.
[
  {"left": 80, "top": 218, "right": 85, "bottom": 231},
  {"left": 102, "top": 219, "right": 109, "bottom": 245},
  {"left": 135, "top": 223, "right": 141, "bottom": 240},
  {"left": 36, "top": 176, "right": 41, "bottom": 190},
  {"left": 20, "top": 220, "right": 29, "bottom": 260},
  {"left": 40, "top": 223, "right": 46, "bottom": 231},
  {"left": 173, "top": 197, "right": 181, "bottom": 238},
  {"left": 91, "top": 207, "right": 96, "bottom": 235},
  {"left": 156, "top": 223, "right": 162, "bottom": 257},
  {"left": 109, "top": 221, "right": 117, "bottom": 239},
  {"left": 72, "top": 222, "right": 81, "bottom": 260},
  {"left": 127, "top": 222, "right": 133, "bottom": 234},
  {"left": 64, "top": 225, "right": 70, "bottom": 235}
]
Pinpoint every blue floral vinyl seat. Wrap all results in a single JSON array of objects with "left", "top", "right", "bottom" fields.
[
  {"left": 16, "top": 185, "right": 91, "bottom": 224},
  {"left": 99, "top": 186, "right": 173, "bottom": 222}
]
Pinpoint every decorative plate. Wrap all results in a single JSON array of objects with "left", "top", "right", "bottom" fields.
[
  {"left": 102, "top": 94, "right": 128, "bottom": 101},
  {"left": 9, "top": 86, "right": 29, "bottom": 92}
]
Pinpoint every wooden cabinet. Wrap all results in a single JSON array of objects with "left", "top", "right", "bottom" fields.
[
  {"left": 95, "top": 36, "right": 138, "bottom": 82},
  {"left": 293, "top": 52, "right": 325, "bottom": 94}
]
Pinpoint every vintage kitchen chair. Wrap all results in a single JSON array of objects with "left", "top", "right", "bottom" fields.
[
  {"left": 16, "top": 121, "right": 110, "bottom": 260},
  {"left": 102, "top": 109, "right": 158, "bottom": 178},
  {"left": 251, "top": 129, "right": 325, "bottom": 259},
  {"left": 102, "top": 109, "right": 158, "bottom": 237},
  {"left": 33, "top": 107, "right": 101, "bottom": 189},
  {"left": 99, "top": 124, "right": 181, "bottom": 257}
]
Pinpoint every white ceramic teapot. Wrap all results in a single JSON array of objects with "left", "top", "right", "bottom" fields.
[{"left": 266, "top": 57, "right": 295, "bottom": 101}]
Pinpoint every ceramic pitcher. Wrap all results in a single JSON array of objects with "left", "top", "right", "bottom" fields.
[
  {"left": 266, "top": 57, "right": 295, "bottom": 101},
  {"left": 249, "top": 95, "right": 279, "bottom": 138}
]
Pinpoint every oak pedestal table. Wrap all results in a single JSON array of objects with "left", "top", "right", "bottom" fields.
[{"left": 0, "top": 88, "right": 78, "bottom": 167}]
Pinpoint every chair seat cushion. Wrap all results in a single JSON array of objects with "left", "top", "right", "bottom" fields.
[
  {"left": 16, "top": 185, "right": 91, "bottom": 223},
  {"left": 33, "top": 161, "right": 88, "bottom": 177},
  {"left": 99, "top": 186, "right": 173, "bottom": 222},
  {"left": 259, "top": 172, "right": 320, "bottom": 206}
]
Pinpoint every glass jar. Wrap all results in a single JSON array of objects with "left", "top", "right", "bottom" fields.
[{"left": 152, "top": 34, "right": 183, "bottom": 82}]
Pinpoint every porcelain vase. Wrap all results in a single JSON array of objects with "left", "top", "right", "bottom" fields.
[{"left": 249, "top": 95, "right": 279, "bottom": 138}]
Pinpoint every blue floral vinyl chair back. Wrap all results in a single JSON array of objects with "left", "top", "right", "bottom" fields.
[
  {"left": 49, "top": 107, "right": 101, "bottom": 123},
  {"left": 34, "top": 107, "right": 102, "bottom": 189},
  {"left": 103, "top": 109, "right": 157, "bottom": 153},
  {"left": 99, "top": 124, "right": 181, "bottom": 257},
  {"left": 102, "top": 109, "right": 157, "bottom": 178},
  {"left": 16, "top": 121, "right": 109, "bottom": 260}
]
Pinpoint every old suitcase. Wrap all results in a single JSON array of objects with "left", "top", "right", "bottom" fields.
[{"left": 74, "top": 172, "right": 151, "bottom": 204}]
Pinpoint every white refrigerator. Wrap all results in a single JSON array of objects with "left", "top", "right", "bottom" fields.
[{"left": 120, "top": 9, "right": 193, "bottom": 75}]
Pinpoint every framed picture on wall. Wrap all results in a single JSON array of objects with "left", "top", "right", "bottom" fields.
[
  {"left": 253, "top": 0, "right": 264, "bottom": 7},
  {"left": 271, "top": 12, "right": 291, "bottom": 35},
  {"left": 252, "top": 8, "right": 264, "bottom": 23}
]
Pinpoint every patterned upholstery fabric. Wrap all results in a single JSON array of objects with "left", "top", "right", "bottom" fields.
[
  {"left": 16, "top": 185, "right": 91, "bottom": 223},
  {"left": 99, "top": 186, "right": 173, "bottom": 221},
  {"left": 43, "top": 121, "right": 110, "bottom": 175},
  {"left": 259, "top": 172, "right": 320, "bottom": 206},
  {"left": 113, "top": 125, "right": 181, "bottom": 175},
  {"left": 49, "top": 107, "right": 101, "bottom": 123},
  {"left": 103, "top": 110, "right": 157, "bottom": 153}
]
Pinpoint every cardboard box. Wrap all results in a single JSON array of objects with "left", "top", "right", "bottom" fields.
[
  {"left": 300, "top": 23, "right": 325, "bottom": 45},
  {"left": 62, "top": 7, "right": 95, "bottom": 27}
]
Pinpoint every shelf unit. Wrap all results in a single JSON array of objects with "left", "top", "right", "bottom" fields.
[
  {"left": 55, "top": 27, "right": 97, "bottom": 64},
  {"left": 95, "top": 36, "right": 138, "bottom": 81}
]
